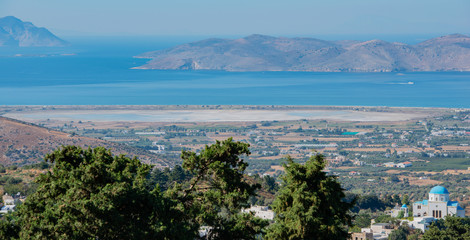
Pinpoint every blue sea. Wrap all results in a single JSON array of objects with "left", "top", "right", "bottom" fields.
[{"left": 0, "top": 37, "right": 469, "bottom": 107}]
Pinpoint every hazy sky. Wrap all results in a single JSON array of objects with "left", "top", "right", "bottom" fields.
[{"left": 1, "top": 0, "right": 469, "bottom": 37}]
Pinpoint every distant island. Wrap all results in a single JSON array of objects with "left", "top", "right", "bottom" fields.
[
  {"left": 0, "top": 16, "right": 68, "bottom": 47},
  {"left": 135, "top": 34, "right": 470, "bottom": 72}
]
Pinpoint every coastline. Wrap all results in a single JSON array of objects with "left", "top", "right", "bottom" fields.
[{"left": 0, "top": 105, "right": 451, "bottom": 123}]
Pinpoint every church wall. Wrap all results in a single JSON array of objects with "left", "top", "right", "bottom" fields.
[
  {"left": 428, "top": 202, "right": 448, "bottom": 218},
  {"left": 448, "top": 206, "right": 457, "bottom": 216},
  {"left": 413, "top": 203, "right": 428, "bottom": 217},
  {"left": 429, "top": 193, "right": 449, "bottom": 202}
]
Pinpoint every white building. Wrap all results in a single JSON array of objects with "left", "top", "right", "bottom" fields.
[
  {"left": 349, "top": 232, "right": 373, "bottom": 240},
  {"left": 1, "top": 194, "right": 16, "bottom": 215},
  {"left": 198, "top": 226, "right": 212, "bottom": 239},
  {"left": 403, "top": 216, "right": 435, "bottom": 232},
  {"left": 2, "top": 194, "right": 14, "bottom": 205},
  {"left": 241, "top": 205, "right": 275, "bottom": 220},
  {"left": 413, "top": 186, "right": 465, "bottom": 218},
  {"left": 396, "top": 161, "right": 412, "bottom": 168},
  {"left": 383, "top": 162, "right": 396, "bottom": 168},
  {"left": 0, "top": 205, "right": 15, "bottom": 214},
  {"left": 391, "top": 204, "right": 409, "bottom": 218},
  {"left": 150, "top": 144, "right": 165, "bottom": 154},
  {"left": 361, "top": 222, "right": 393, "bottom": 240}
]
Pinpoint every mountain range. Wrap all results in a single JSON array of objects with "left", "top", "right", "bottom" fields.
[
  {"left": 0, "top": 16, "right": 67, "bottom": 47},
  {"left": 135, "top": 34, "right": 470, "bottom": 72}
]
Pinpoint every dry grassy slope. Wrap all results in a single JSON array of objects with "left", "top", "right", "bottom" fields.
[{"left": 0, "top": 117, "right": 170, "bottom": 168}]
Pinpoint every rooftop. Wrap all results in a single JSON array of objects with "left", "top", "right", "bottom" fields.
[{"left": 429, "top": 186, "right": 449, "bottom": 195}]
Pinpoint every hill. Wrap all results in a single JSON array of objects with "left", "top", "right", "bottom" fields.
[
  {"left": 0, "top": 117, "right": 169, "bottom": 167},
  {"left": 135, "top": 34, "right": 470, "bottom": 72},
  {"left": 0, "top": 16, "right": 68, "bottom": 47}
]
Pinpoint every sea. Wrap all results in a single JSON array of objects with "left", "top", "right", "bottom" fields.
[{"left": 1, "top": 36, "right": 469, "bottom": 108}]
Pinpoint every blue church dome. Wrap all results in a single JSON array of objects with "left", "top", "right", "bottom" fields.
[
  {"left": 401, "top": 204, "right": 407, "bottom": 208},
  {"left": 429, "top": 186, "right": 449, "bottom": 194}
]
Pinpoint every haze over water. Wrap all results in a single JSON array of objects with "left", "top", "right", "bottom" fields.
[{"left": 0, "top": 38, "right": 469, "bottom": 108}]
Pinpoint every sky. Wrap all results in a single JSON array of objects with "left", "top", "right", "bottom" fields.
[{"left": 1, "top": 0, "right": 469, "bottom": 37}]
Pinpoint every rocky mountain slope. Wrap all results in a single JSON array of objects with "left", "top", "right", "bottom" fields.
[
  {"left": 135, "top": 34, "right": 470, "bottom": 72},
  {"left": 0, "top": 16, "right": 67, "bottom": 47},
  {"left": 0, "top": 117, "right": 169, "bottom": 167}
]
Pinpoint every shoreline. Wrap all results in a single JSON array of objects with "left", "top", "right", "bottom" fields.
[{"left": 0, "top": 105, "right": 452, "bottom": 123}]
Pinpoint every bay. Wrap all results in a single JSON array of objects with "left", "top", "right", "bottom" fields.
[{"left": 0, "top": 37, "right": 469, "bottom": 107}]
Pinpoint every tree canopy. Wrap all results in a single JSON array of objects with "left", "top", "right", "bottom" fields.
[
  {"left": 13, "top": 146, "right": 179, "bottom": 240},
  {"left": 388, "top": 225, "right": 410, "bottom": 240},
  {"left": 265, "top": 155, "right": 355, "bottom": 240},
  {"left": 175, "top": 138, "right": 268, "bottom": 239},
  {"left": 0, "top": 139, "right": 267, "bottom": 240},
  {"left": 350, "top": 194, "right": 390, "bottom": 213},
  {"left": 6, "top": 139, "right": 453, "bottom": 239},
  {"left": 422, "top": 216, "right": 470, "bottom": 240}
]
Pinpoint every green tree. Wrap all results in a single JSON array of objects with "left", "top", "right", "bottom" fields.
[
  {"left": 422, "top": 216, "right": 470, "bottom": 240},
  {"left": 397, "top": 210, "right": 404, "bottom": 219},
  {"left": 383, "top": 194, "right": 394, "bottom": 207},
  {"left": 0, "top": 215, "right": 19, "bottom": 240},
  {"left": 408, "top": 232, "right": 421, "bottom": 240},
  {"left": 146, "top": 165, "right": 193, "bottom": 192},
  {"left": 354, "top": 212, "right": 371, "bottom": 228},
  {"left": 392, "top": 194, "right": 401, "bottom": 204},
  {"left": 13, "top": 146, "right": 189, "bottom": 240},
  {"left": 388, "top": 225, "right": 409, "bottom": 240},
  {"left": 390, "top": 176, "right": 400, "bottom": 183},
  {"left": 262, "top": 175, "right": 279, "bottom": 193},
  {"left": 146, "top": 167, "right": 169, "bottom": 190},
  {"left": 375, "top": 214, "right": 394, "bottom": 224},
  {"left": 171, "top": 138, "right": 268, "bottom": 240},
  {"left": 265, "top": 154, "right": 355, "bottom": 240},
  {"left": 353, "top": 195, "right": 387, "bottom": 212},
  {"left": 401, "top": 194, "right": 410, "bottom": 206}
]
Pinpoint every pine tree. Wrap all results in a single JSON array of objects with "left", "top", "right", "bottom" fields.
[
  {"left": 266, "top": 155, "right": 355, "bottom": 240},
  {"left": 14, "top": 146, "right": 188, "bottom": 240},
  {"left": 173, "top": 138, "right": 268, "bottom": 240}
]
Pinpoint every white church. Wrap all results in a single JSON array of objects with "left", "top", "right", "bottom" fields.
[{"left": 413, "top": 186, "right": 465, "bottom": 218}]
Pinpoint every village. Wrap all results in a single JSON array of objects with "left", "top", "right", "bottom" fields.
[
  {"left": 53, "top": 107, "right": 470, "bottom": 181},
  {"left": 2, "top": 106, "right": 466, "bottom": 198},
  {"left": 1, "top": 106, "right": 469, "bottom": 239}
]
